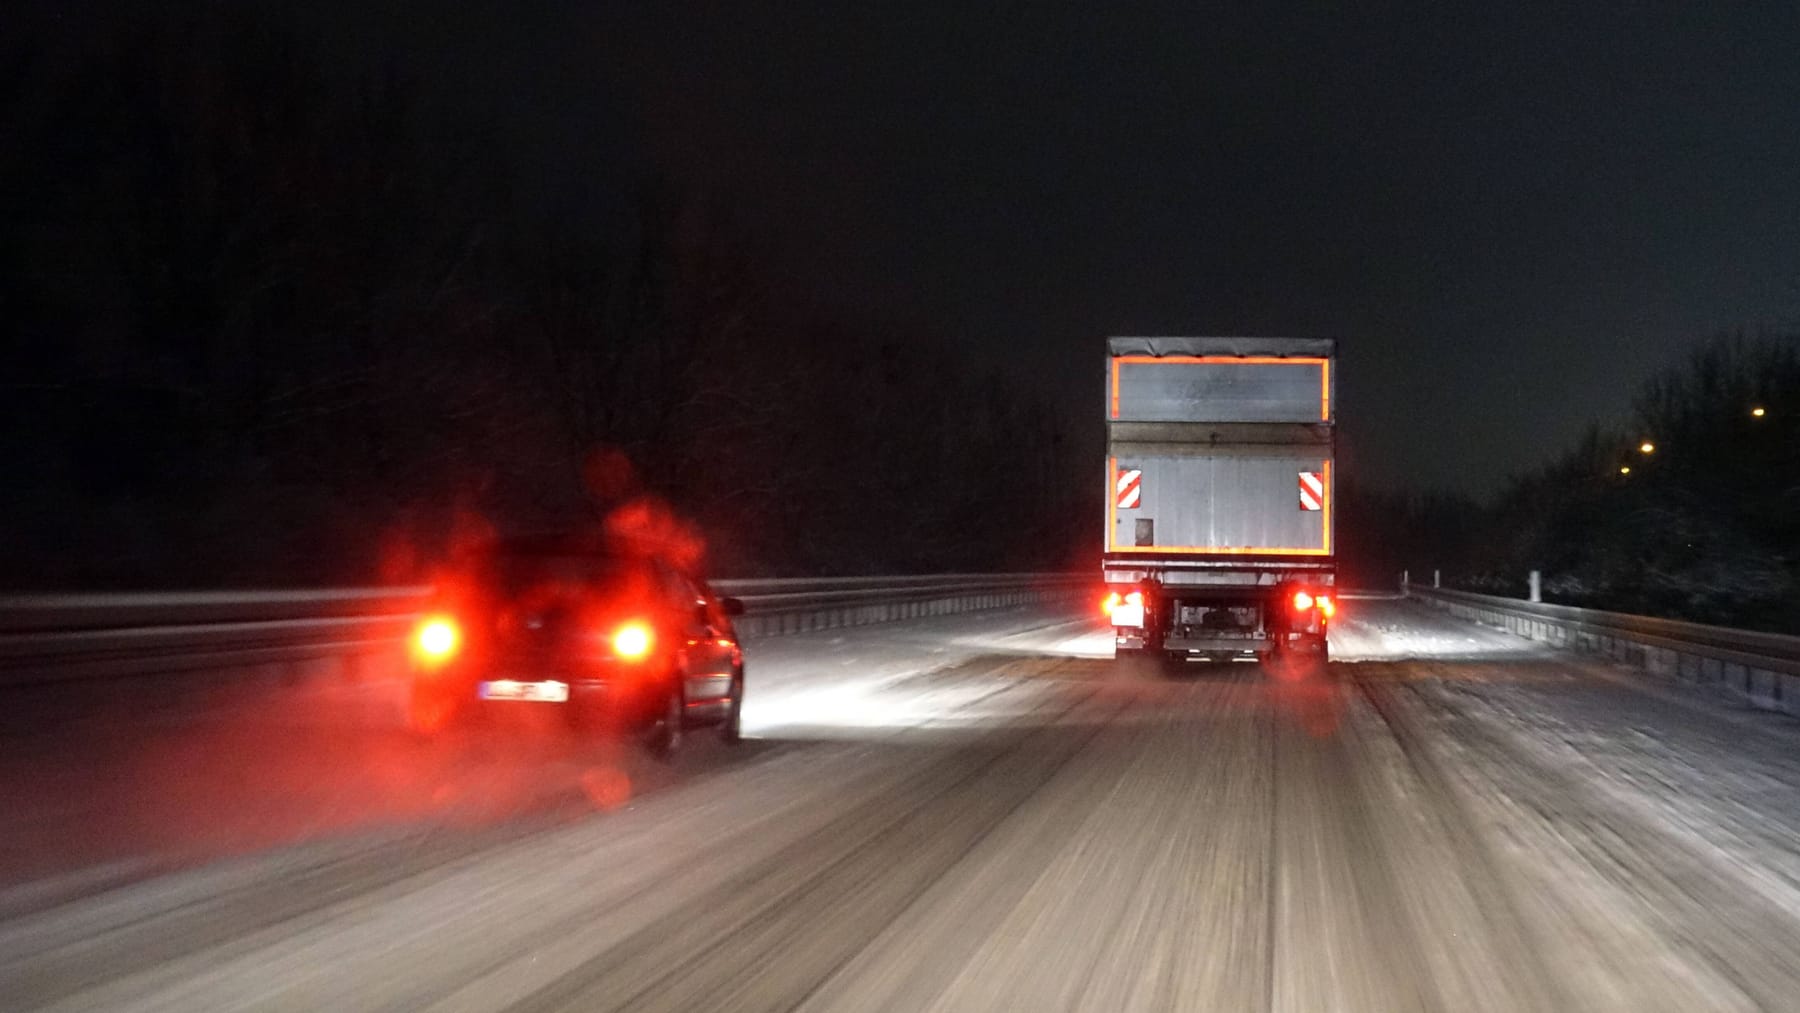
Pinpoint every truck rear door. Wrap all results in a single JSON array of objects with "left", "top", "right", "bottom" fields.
[{"left": 1107, "top": 351, "right": 1333, "bottom": 558}]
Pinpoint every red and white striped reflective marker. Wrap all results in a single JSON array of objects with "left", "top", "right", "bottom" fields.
[
  {"left": 1299, "top": 471, "right": 1323, "bottom": 511},
  {"left": 1116, "top": 469, "right": 1143, "bottom": 509}
]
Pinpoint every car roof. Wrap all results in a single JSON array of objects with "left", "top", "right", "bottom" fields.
[
  {"left": 463, "top": 533, "right": 706, "bottom": 584},
  {"left": 485, "top": 533, "right": 618, "bottom": 558}
]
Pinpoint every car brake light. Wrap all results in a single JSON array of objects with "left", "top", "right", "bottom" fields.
[
  {"left": 413, "top": 616, "right": 460, "bottom": 664},
  {"left": 1292, "top": 590, "right": 1314, "bottom": 611},
  {"left": 613, "top": 621, "right": 654, "bottom": 661}
]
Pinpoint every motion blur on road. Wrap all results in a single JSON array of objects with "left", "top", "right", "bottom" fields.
[{"left": 5, "top": 595, "right": 1800, "bottom": 1011}]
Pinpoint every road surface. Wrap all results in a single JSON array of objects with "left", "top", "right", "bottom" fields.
[{"left": 4, "top": 597, "right": 1800, "bottom": 1010}]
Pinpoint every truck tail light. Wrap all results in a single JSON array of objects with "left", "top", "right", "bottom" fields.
[
  {"left": 1317, "top": 595, "right": 1335, "bottom": 618},
  {"left": 1110, "top": 590, "right": 1145, "bottom": 628},
  {"left": 1292, "top": 590, "right": 1314, "bottom": 612},
  {"left": 413, "top": 616, "right": 461, "bottom": 666},
  {"left": 1102, "top": 592, "right": 1121, "bottom": 616}
]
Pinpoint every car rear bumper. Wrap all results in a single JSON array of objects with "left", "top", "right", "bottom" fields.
[{"left": 415, "top": 667, "right": 735, "bottom": 714}]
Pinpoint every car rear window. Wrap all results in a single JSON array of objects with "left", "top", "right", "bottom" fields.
[{"left": 485, "top": 550, "right": 639, "bottom": 594}]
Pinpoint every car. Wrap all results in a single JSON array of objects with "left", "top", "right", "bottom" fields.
[{"left": 405, "top": 534, "right": 746, "bottom": 753}]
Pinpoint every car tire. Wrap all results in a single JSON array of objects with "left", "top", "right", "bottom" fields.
[
  {"left": 645, "top": 679, "right": 685, "bottom": 758},
  {"left": 718, "top": 672, "right": 743, "bottom": 745}
]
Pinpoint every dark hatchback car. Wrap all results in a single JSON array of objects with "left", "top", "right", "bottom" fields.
[{"left": 406, "top": 536, "right": 746, "bottom": 752}]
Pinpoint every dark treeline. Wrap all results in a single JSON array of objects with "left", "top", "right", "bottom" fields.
[
  {"left": 1340, "top": 334, "right": 1800, "bottom": 633},
  {"left": 1, "top": 4, "right": 1092, "bottom": 587}
]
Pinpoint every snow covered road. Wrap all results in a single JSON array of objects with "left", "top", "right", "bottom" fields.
[{"left": 5, "top": 597, "right": 1800, "bottom": 1010}]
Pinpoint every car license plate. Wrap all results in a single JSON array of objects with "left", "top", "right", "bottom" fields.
[{"left": 478, "top": 679, "right": 570, "bottom": 703}]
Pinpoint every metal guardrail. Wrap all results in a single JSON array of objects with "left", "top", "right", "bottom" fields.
[
  {"left": 0, "top": 574, "right": 1091, "bottom": 688},
  {"left": 1408, "top": 585, "right": 1800, "bottom": 715},
  {"left": 0, "top": 589, "right": 431, "bottom": 686}
]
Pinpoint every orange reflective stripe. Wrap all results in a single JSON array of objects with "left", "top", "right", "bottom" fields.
[
  {"left": 1321, "top": 459, "right": 1332, "bottom": 553},
  {"left": 1112, "top": 355, "right": 1329, "bottom": 366},
  {"left": 1107, "top": 455, "right": 1118, "bottom": 551}
]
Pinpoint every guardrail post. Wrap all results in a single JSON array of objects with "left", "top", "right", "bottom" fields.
[
  {"left": 1529, "top": 570, "right": 1542, "bottom": 603},
  {"left": 1433, "top": 569, "right": 1441, "bottom": 589}
]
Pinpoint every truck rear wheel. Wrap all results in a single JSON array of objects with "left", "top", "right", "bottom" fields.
[
  {"left": 1268, "top": 637, "right": 1329, "bottom": 677},
  {"left": 1114, "top": 647, "right": 1157, "bottom": 676}
]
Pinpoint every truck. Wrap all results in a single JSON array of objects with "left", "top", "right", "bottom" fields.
[{"left": 1102, "top": 336, "right": 1336, "bottom": 666}]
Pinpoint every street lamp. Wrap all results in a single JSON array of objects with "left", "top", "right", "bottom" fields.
[
  {"left": 1638, "top": 441, "right": 1656, "bottom": 454},
  {"left": 1751, "top": 406, "right": 1767, "bottom": 418},
  {"left": 1619, "top": 466, "right": 1631, "bottom": 475}
]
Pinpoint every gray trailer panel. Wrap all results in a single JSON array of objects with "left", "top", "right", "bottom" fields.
[
  {"left": 1112, "top": 358, "right": 1329, "bottom": 424},
  {"left": 1109, "top": 451, "right": 1330, "bottom": 555}
]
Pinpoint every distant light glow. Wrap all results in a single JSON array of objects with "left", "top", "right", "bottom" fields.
[
  {"left": 1639, "top": 441, "right": 1656, "bottom": 454},
  {"left": 1751, "top": 406, "right": 1766, "bottom": 418},
  {"left": 1619, "top": 466, "right": 1631, "bottom": 475}
]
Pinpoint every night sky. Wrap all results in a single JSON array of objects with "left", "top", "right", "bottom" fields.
[{"left": 314, "top": 2, "right": 1800, "bottom": 493}]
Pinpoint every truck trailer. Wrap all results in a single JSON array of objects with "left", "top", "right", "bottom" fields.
[{"left": 1103, "top": 336, "right": 1336, "bottom": 666}]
